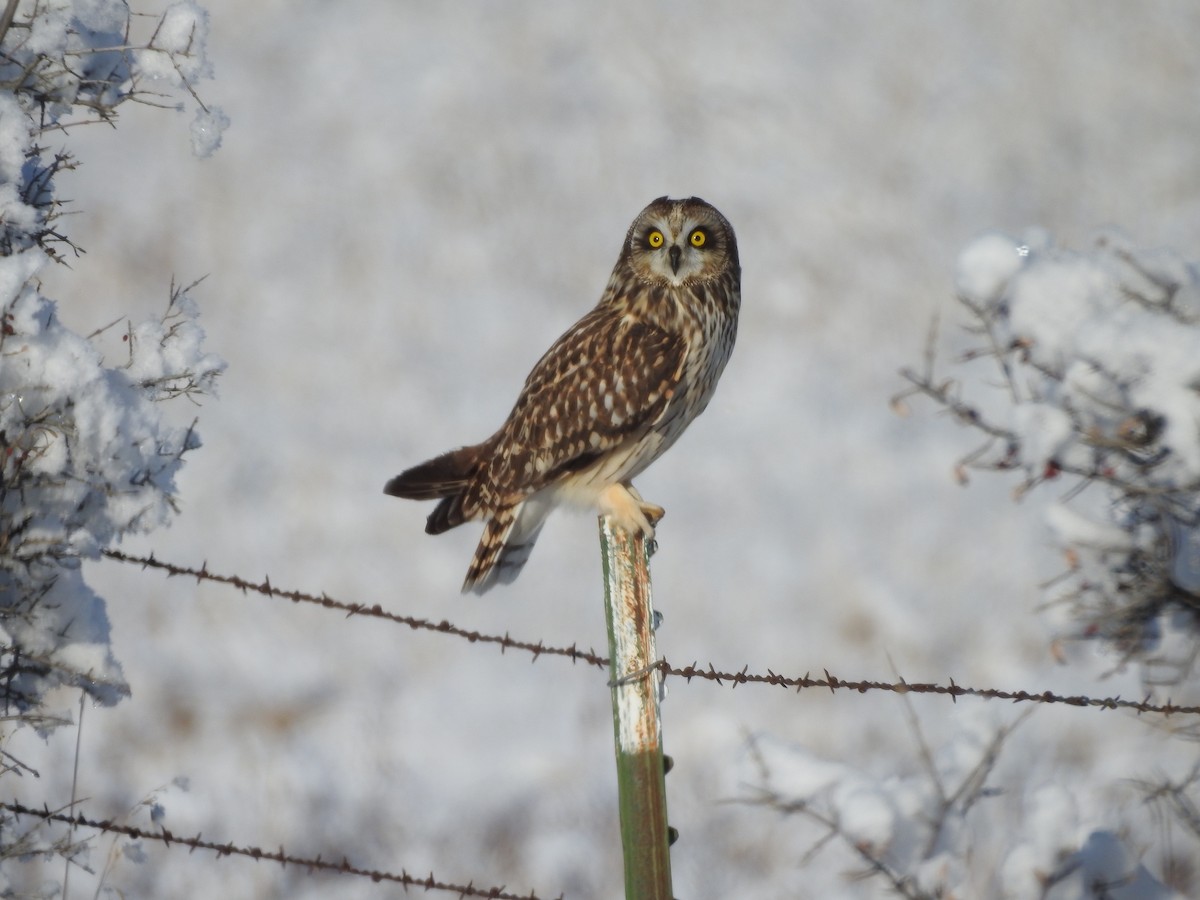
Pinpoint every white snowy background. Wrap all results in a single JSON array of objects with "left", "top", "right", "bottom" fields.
[{"left": 10, "top": 2, "right": 1200, "bottom": 897}]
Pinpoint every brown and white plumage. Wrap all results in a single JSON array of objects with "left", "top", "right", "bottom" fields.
[{"left": 385, "top": 196, "right": 740, "bottom": 593}]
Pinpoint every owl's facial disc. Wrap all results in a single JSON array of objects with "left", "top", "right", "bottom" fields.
[{"left": 640, "top": 221, "right": 712, "bottom": 285}]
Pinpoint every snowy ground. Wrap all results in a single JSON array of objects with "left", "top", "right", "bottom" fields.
[{"left": 11, "top": 2, "right": 1200, "bottom": 897}]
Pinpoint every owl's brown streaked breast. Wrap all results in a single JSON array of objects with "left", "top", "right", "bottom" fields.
[{"left": 584, "top": 271, "right": 740, "bottom": 488}]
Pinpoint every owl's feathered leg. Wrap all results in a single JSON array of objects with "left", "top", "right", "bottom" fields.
[
  {"left": 463, "top": 498, "right": 549, "bottom": 594},
  {"left": 598, "top": 482, "right": 664, "bottom": 537}
]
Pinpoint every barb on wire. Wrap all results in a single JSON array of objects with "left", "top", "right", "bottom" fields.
[
  {"left": 1, "top": 801, "right": 558, "bottom": 900},
  {"left": 103, "top": 550, "right": 1200, "bottom": 718}
]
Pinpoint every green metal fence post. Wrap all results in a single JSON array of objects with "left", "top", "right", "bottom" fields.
[{"left": 599, "top": 515, "right": 674, "bottom": 899}]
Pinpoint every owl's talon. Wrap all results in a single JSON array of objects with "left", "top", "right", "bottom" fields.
[
  {"left": 640, "top": 503, "right": 666, "bottom": 528},
  {"left": 621, "top": 484, "right": 665, "bottom": 531},
  {"left": 633, "top": 510, "right": 657, "bottom": 541},
  {"left": 600, "top": 483, "right": 665, "bottom": 539}
]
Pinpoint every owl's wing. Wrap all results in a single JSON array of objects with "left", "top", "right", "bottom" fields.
[{"left": 481, "top": 305, "right": 687, "bottom": 499}]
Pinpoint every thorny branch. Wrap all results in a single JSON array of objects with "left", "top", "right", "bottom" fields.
[
  {"left": 102, "top": 550, "right": 1200, "bottom": 719},
  {"left": 738, "top": 732, "right": 931, "bottom": 899},
  {"left": 735, "top": 711, "right": 1035, "bottom": 900},
  {"left": 0, "top": 802, "right": 557, "bottom": 900},
  {"left": 1134, "top": 763, "right": 1200, "bottom": 843}
]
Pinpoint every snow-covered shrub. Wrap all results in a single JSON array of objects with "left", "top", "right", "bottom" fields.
[
  {"left": 0, "top": 0, "right": 224, "bottom": 713},
  {"left": 1, "top": 273, "right": 223, "bottom": 709},
  {"left": 741, "top": 717, "right": 1183, "bottom": 899},
  {"left": 898, "top": 231, "right": 1200, "bottom": 692},
  {"left": 0, "top": 0, "right": 223, "bottom": 884}
]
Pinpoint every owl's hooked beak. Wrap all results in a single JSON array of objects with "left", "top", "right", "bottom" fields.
[{"left": 668, "top": 244, "right": 681, "bottom": 274}]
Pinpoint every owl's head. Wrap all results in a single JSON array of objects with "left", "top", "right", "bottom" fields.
[{"left": 622, "top": 196, "right": 739, "bottom": 287}]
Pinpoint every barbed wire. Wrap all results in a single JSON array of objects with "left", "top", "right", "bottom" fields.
[
  {"left": 102, "top": 549, "right": 610, "bottom": 668},
  {"left": 1, "top": 801, "right": 558, "bottom": 900},
  {"left": 103, "top": 550, "right": 1200, "bottom": 718},
  {"left": 658, "top": 663, "right": 1200, "bottom": 716}
]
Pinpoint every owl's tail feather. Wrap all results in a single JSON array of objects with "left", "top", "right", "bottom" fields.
[
  {"left": 463, "top": 502, "right": 546, "bottom": 594},
  {"left": 384, "top": 445, "right": 480, "bottom": 500},
  {"left": 384, "top": 444, "right": 485, "bottom": 534},
  {"left": 387, "top": 446, "right": 546, "bottom": 592}
]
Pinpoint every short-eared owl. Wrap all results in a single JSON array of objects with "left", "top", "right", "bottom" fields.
[{"left": 385, "top": 196, "right": 740, "bottom": 593}]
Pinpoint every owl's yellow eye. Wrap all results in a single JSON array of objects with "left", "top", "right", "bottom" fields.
[
  {"left": 647, "top": 230, "right": 664, "bottom": 249},
  {"left": 689, "top": 228, "right": 707, "bottom": 248}
]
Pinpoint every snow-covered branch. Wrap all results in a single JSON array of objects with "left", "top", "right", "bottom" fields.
[{"left": 897, "top": 231, "right": 1200, "bottom": 693}]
